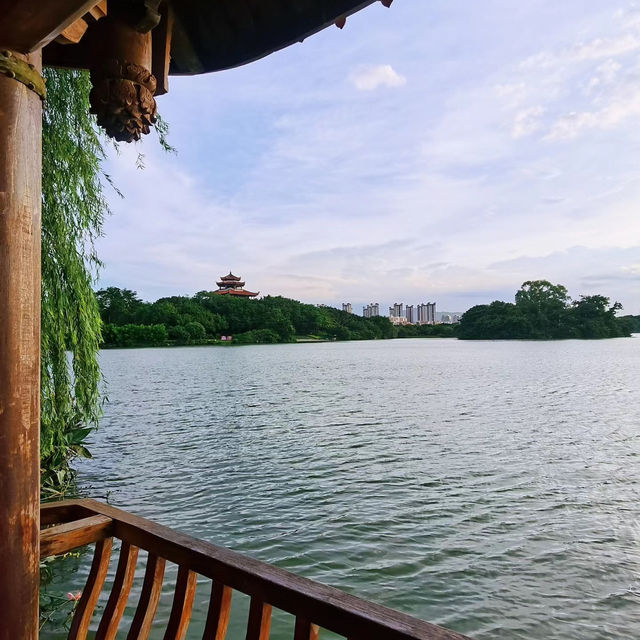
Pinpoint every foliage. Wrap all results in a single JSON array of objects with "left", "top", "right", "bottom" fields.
[
  {"left": 102, "top": 323, "right": 168, "bottom": 347},
  {"left": 458, "top": 280, "right": 631, "bottom": 340},
  {"left": 40, "top": 551, "right": 85, "bottom": 633},
  {"left": 396, "top": 323, "right": 457, "bottom": 338},
  {"left": 41, "top": 69, "right": 105, "bottom": 494},
  {"left": 619, "top": 315, "right": 640, "bottom": 333},
  {"left": 96, "top": 288, "right": 401, "bottom": 345}
]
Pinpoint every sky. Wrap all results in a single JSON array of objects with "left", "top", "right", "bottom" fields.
[{"left": 97, "top": 0, "right": 640, "bottom": 315}]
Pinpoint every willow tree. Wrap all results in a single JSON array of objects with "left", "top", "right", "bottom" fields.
[{"left": 40, "top": 69, "right": 106, "bottom": 494}]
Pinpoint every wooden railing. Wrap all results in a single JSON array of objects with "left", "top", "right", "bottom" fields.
[{"left": 41, "top": 499, "right": 471, "bottom": 640}]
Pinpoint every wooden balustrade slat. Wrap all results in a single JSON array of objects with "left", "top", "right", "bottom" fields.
[
  {"left": 68, "top": 538, "right": 114, "bottom": 640},
  {"left": 40, "top": 514, "right": 113, "bottom": 558},
  {"left": 245, "top": 597, "right": 272, "bottom": 640},
  {"left": 42, "top": 500, "right": 473, "bottom": 640},
  {"left": 202, "top": 582, "right": 233, "bottom": 640},
  {"left": 162, "top": 565, "right": 198, "bottom": 640},
  {"left": 95, "top": 541, "right": 140, "bottom": 640},
  {"left": 293, "top": 618, "right": 320, "bottom": 640},
  {"left": 127, "top": 553, "right": 166, "bottom": 640}
]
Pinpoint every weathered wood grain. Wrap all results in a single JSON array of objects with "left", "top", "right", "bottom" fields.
[
  {"left": 0, "top": 48, "right": 42, "bottom": 640},
  {"left": 0, "top": 0, "right": 102, "bottom": 52},
  {"left": 294, "top": 618, "right": 320, "bottom": 640},
  {"left": 245, "top": 598, "right": 272, "bottom": 640},
  {"left": 95, "top": 541, "right": 140, "bottom": 640},
  {"left": 163, "top": 566, "right": 197, "bottom": 640},
  {"left": 40, "top": 515, "right": 113, "bottom": 558},
  {"left": 202, "top": 582, "right": 233, "bottom": 640},
  {"left": 127, "top": 554, "right": 166, "bottom": 640},
  {"left": 55, "top": 17, "right": 89, "bottom": 45},
  {"left": 40, "top": 501, "right": 94, "bottom": 527},
  {"left": 68, "top": 538, "right": 114, "bottom": 640},
  {"left": 42, "top": 500, "right": 473, "bottom": 640},
  {"left": 152, "top": 3, "right": 174, "bottom": 96}
]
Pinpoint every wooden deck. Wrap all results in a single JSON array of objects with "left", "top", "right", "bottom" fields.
[{"left": 41, "top": 499, "right": 471, "bottom": 640}]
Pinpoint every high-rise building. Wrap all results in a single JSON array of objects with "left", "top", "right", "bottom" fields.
[
  {"left": 417, "top": 302, "right": 436, "bottom": 324},
  {"left": 342, "top": 303, "right": 353, "bottom": 313},
  {"left": 363, "top": 303, "right": 379, "bottom": 318},
  {"left": 406, "top": 305, "right": 415, "bottom": 324},
  {"left": 390, "top": 302, "right": 403, "bottom": 318}
]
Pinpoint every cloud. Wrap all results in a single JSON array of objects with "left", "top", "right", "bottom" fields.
[
  {"left": 520, "top": 33, "right": 640, "bottom": 70},
  {"left": 546, "top": 88, "right": 640, "bottom": 140},
  {"left": 512, "top": 106, "right": 545, "bottom": 139},
  {"left": 349, "top": 64, "right": 406, "bottom": 90},
  {"left": 94, "top": 1, "right": 640, "bottom": 315}
]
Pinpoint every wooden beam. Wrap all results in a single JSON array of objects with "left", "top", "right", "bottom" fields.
[
  {"left": 40, "top": 515, "right": 114, "bottom": 558},
  {"left": 152, "top": 3, "right": 174, "bottom": 96},
  {"left": 55, "top": 18, "right": 89, "bottom": 45},
  {"left": 0, "top": 0, "right": 103, "bottom": 53},
  {"left": 0, "top": 49, "right": 43, "bottom": 640}
]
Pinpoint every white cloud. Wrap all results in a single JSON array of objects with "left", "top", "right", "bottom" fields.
[
  {"left": 512, "top": 106, "right": 545, "bottom": 139},
  {"left": 622, "top": 263, "right": 640, "bottom": 276},
  {"left": 95, "top": 1, "right": 640, "bottom": 314},
  {"left": 521, "top": 33, "right": 640, "bottom": 70},
  {"left": 587, "top": 59, "right": 622, "bottom": 93},
  {"left": 349, "top": 64, "right": 406, "bottom": 91},
  {"left": 547, "top": 88, "right": 640, "bottom": 140}
]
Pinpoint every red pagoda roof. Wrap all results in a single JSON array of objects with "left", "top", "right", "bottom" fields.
[
  {"left": 213, "top": 289, "right": 259, "bottom": 297},
  {"left": 219, "top": 272, "right": 242, "bottom": 281}
]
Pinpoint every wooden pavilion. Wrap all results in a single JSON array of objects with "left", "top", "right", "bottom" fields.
[
  {"left": 214, "top": 272, "right": 259, "bottom": 298},
  {"left": 0, "top": 1, "right": 471, "bottom": 638}
]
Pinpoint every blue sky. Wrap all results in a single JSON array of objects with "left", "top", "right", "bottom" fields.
[{"left": 98, "top": 0, "right": 640, "bottom": 315}]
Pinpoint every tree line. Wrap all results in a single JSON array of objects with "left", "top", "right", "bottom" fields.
[
  {"left": 96, "top": 287, "right": 398, "bottom": 346},
  {"left": 458, "top": 280, "right": 636, "bottom": 340}
]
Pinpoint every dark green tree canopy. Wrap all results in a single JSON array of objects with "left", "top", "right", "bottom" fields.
[
  {"left": 459, "top": 280, "right": 630, "bottom": 340},
  {"left": 96, "top": 288, "right": 398, "bottom": 346}
]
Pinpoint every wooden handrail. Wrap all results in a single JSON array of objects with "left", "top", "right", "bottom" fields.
[
  {"left": 40, "top": 499, "right": 472, "bottom": 640},
  {"left": 40, "top": 514, "right": 113, "bottom": 558}
]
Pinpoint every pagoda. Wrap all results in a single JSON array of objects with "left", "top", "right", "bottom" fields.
[{"left": 214, "top": 272, "right": 259, "bottom": 297}]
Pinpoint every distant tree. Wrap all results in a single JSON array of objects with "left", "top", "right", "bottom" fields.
[
  {"left": 459, "top": 282, "right": 630, "bottom": 340},
  {"left": 184, "top": 321, "right": 206, "bottom": 340},
  {"left": 102, "top": 323, "right": 168, "bottom": 347},
  {"left": 168, "top": 325, "right": 190, "bottom": 344},
  {"left": 96, "top": 287, "right": 143, "bottom": 324},
  {"left": 515, "top": 280, "right": 569, "bottom": 338},
  {"left": 570, "top": 295, "right": 623, "bottom": 338},
  {"left": 458, "top": 301, "right": 531, "bottom": 339}
]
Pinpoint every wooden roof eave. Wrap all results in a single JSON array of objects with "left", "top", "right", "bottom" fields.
[
  {"left": 41, "top": 0, "right": 382, "bottom": 77},
  {"left": 166, "top": 0, "right": 380, "bottom": 76}
]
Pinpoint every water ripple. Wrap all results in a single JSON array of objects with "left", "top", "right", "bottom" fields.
[{"left": 43, "top": 338, "right": 640, "bottom": 640}]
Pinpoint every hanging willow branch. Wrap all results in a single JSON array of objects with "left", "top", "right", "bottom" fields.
[{"left": 41, "top": 69, "right": 106, "bottom": 494}]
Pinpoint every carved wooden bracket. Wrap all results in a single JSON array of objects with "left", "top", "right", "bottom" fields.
[
  {"left": 90, "top": 58, "right": 157, "bottom": 141},
  {"left": 88, "top": 9, "right": 158, "bottom": 142}
]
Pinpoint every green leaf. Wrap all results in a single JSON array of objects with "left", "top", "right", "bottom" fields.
[
  {"left": 72, "top": 445, "right": 92, "bottom": 459},
  {"left": 68, "top": 427, "right": 92, "bottom": 444}
]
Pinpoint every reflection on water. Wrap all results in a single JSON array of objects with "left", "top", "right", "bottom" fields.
[{"left": 43, "top": 338, "right": 640, "bottom": 639}]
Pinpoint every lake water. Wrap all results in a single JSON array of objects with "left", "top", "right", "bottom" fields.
[{"left": 43, "top": 338, "right": 640, "bottom": 639}]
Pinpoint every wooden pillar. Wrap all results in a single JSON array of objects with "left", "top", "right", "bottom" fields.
[{"left": 0, "top": 49, "right": 43, "bottom": 640}]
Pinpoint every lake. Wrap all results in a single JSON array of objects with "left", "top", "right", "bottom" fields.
[{"left": 43, "top": 338, "right": 640, "bottom": 639}]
